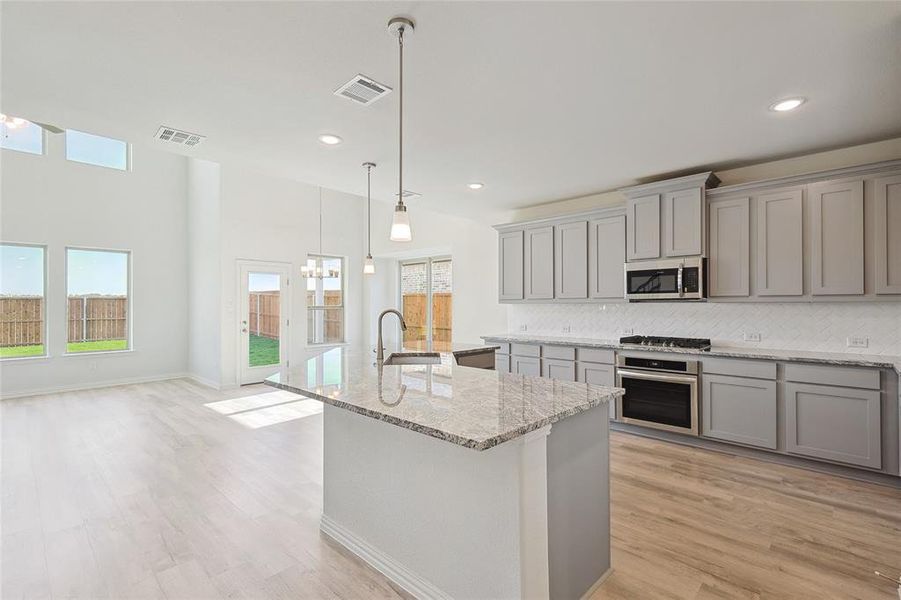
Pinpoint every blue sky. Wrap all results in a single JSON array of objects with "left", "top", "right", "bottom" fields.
[
  {"left": 0, "top": 245, "right": 44, "bottom": 295},
  {"left": 66, "top": 129, "right": 127, "bottom": 170},
  {"left": 67, "top": 249, "right": 128, "bottom": 295}
]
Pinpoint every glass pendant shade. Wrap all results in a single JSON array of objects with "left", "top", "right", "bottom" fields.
[
  {"left": 363, "top": 254, "right": 376, "bottom": 275},
  {"left": 390, "top": 203, "right": 412, "bottom": 242}
]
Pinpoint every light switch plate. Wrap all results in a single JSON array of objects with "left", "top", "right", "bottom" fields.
[
  {"left": 518, "top": 324, "right": 528, "bottom": 332},
  {"left": 847, "top": 336, "right": 868, "bottom": 348},
  {"left": 621, "top": 328, "right": 634, "bottom": 335},
  {"left": 562, "top": 325, "right": 572, "bottom": 333},
  {"left": 743, "top": 332, "right": 762, "bottom": 343}
]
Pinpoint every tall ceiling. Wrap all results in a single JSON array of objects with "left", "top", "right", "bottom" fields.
[{"left": 3, "top": 2, "right": 900, "bottom": 221}]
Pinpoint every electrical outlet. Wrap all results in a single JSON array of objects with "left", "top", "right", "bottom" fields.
[
  {"left": 562, "top": 325, "right": 572, "bottom": 334},
  {"left": 518, "top": 324, "right": 528, "bottom": 332},
  {"left": 621, "top": 327, "right": 634, "bottom": 335},
  {"left": 847, "top": 336, "right": 869, "bottom": 348},
  {"left": 743, "top": 332, "right": 762, "bottom": 343}
]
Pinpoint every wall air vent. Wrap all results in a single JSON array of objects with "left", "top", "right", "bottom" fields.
[
  {"left": 334, "top": 74, "right": 393, "bottom": 105},
  {"left": 154, "top": 126, "right": 205, "bottom": 147}
]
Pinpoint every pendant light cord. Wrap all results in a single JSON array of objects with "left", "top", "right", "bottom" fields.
[
  {"left": 318, "top": 186, "right": 323, "bottom": 256},
  {"left": 397, "top": 26, "right": 404, "bottom": 209},
  {"left": 367, "top": 164, "right": 372, "bottom": 256}
]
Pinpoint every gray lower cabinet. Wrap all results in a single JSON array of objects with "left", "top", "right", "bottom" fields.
[
  {"left": 542, "top": 358, "right": 576, "bottom": 382},
  {"left": 512, "top": 355, "right": 541, "bottom": 377},
  {"left": 577, "top": 362, "right": 616, "bottom": 419},
  {"left": 708, "top": 197, "right": 750, "bottom": 297},
  {"left": 554, "top": 220, "right": 588, "bottom": 299},
  {"left": 874, "top": 174, "right": 901, "bottom": 294},
  {"left": 756, "top": 188, "right": 804, "bottom": 296},
  {"left": 498, "top": 230, "right": 524, "bottom": 300},
  {"left": 626, "top": 194, "right": 660, "bottom": 261},
  {"left": 809, "top": 179, "right": 864, "bottom": 295},
  {"left": 784, "top": 382, "right": 882, "bottom": 469},
  {"left": 588, "top": 215, "right": 625, "bottom": 299},
  {"left": 495, "top": 353, "right": 510, "bottom": 373},
  {"left": 663, "top": 187, "right": 703, "bottom": 257},
  {"left": 701, "top": 374, "right": 777, "bottom": 449},
  {"left": 524, "top": 226, "right": 555, "bottom": 299}
]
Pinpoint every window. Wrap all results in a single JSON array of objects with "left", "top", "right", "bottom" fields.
[
  {"left": 306, "top": 255, "right": 344, "bottom": 345},
  {"left": 400, "top": 257, "right": 452, "bottom": 351},
  {"left": 66, "top": 248, "right": 130, "bottom": 353},
  {"left": 65, "top": 129, "right": 128, "bottom": 170},
  {"left": 0, "top": 244, "right": 46, "bottom": 358},
  {"left": 1, "top": 117, "right": 43, "bottom": 155}
]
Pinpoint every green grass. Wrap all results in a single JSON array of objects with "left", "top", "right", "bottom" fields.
[
  {"left": 67, "top": 339, "right": 128, "bottom": 353},
  {"left": 249, "top": 334, "right": 280, "bottom": 367},
  {"left": 0, "top": 344, "right": 45, "bottom": 358}
]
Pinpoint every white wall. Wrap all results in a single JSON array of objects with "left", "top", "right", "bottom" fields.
[
  {"left": 187, "top": 158, "right": 221, "bottom": 386},
  {"left": 217, "top": 164, "right": 366, "bottom": 388},
  {"left": 0, "top": 136, "right": 188, "bottom": 397}
]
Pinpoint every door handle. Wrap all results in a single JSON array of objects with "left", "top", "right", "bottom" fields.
[{"left": 241, "top": 328, "right": 248, "bottom": 333}]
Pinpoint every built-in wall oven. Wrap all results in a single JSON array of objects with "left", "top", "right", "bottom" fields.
[
  {"left": 615, "top": 355, "right": 699, "bottom": 436},
  {"left": 624, "top": 257, "right": 706, "bottom": 301}
]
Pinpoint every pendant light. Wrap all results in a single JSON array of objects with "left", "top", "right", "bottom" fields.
[
  {"left": 301, "top": 187, "right": 339, "bottom": 279},
  {"left": 388, "top": 16, "right": 414, "bottom": 242},
  {"left": 362, "top": 162, "right": 376, "bottom": 274}
]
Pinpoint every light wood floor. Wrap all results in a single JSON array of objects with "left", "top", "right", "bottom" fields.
[{"left": 2, "top": 379, "right": 899, "bottom": 599}]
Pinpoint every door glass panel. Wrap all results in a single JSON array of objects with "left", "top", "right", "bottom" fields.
[
  {"left": 621, "top": 376, "right": 691, "bottom": 428},
  {"left": 248, "top": 272, "right": 280, "bottom": 367},
  {"left": 401, "top": 262, "right": 428, "bottom": 350},
  {"left": 430, "top": 259, "right": 452, "bottom": 352}
]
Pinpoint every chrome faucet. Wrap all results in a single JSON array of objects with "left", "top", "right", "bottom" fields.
[{"left": 376, "top": 309, "right": 407, "bottom": 362}]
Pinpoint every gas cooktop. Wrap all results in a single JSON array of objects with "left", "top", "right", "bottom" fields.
[{"left": 619, "top": 335, "right": 711, "bottom": 350}]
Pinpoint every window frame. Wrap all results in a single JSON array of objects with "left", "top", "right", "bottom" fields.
[
  {"left": 398, "top": 255, "right": 452, "bottom": 350},
  {"left": 64, "top": 246, "right": 133, "bottom": 356},
  {"left": 0, "top": 120, "right": 46, "bottom": 156},
  {"left": 64, "top": 129, "right": 131, "bottom": 172},
  {"left": 0, "top": 241, "right": 49, "bottom": 361},
  {"left": 305, "top": 253, "right": 346, "bottom": 347}
]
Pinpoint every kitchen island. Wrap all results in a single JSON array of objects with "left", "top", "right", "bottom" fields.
[{"left": 265, "top": 345, "right": 623, "bottom": 600}]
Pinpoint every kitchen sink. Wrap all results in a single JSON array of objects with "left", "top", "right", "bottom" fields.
[{"left": 383, "top": 352, "right": 442, "bottom": 366}]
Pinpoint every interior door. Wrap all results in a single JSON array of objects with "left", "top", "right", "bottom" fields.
[{"left": 239, "top": 262, "right": 291, "bottom": 385}]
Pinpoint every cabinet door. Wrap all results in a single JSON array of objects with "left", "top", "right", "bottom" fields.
[
  {"left": 626, "top": 194, "right": 660, "bottom": 261},
  {"left": 524, "top": 226, "right": 555, "bottom": 299},
  {"left": 554, "top": 221, "right": 588, "bottom": 299},
  {"left": 809, "top": 180, "right": 864, "bottom": 295},
  {"left": 495, "top": 354, "right": 510, "bottom": 373},
  {"left": 663, "top": 187, "right": 703, "bottom": 257},
  {"left": 498, "top": 230, "right": 524, "bottom": 300},
  {"left": 756, "top": 188, "right": 803, "bottom": 296},
  {"left": 708, "top": 197, "right": 750, "bottom": 297},
  {"left": 785, "top": 382, "right": 881, "bottom": 469},
  {"left": 701, "top": 374, "right": 776, "bottom": 449},
  {"left": 542, "top": 358, "right": 576, "bottom": 382},
  {"left": 874, "top": 174, "right": 901, "bottom": 294},
  {"left": 577, "top": 362, "right": 616, "bottom": 419},
  {"left": 588, "top": 215, "right": 625, "bottom": 299},
  {"left": 513, "top": 356, "right": 541, "bottom": 377}
]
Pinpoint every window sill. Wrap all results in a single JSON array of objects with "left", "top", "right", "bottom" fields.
[
  {"left": 63, "top": 349, "right": 135, "bottom": 358},
  {"left": 305, "top": 342, "right": 349, "bottom": 349},
  {"left": 0, "top": 354, "right": 52, "bottom": 363}
]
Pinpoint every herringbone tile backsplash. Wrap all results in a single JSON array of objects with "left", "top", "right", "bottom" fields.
[{"left": 507, "top": 302, "right": 901, "bottom": 356}]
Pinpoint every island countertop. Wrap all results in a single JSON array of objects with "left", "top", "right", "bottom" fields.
[{"left": 264, "top": 344, "right": 622, "bottom": 451}]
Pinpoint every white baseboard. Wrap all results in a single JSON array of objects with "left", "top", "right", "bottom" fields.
[
  {"left": 580, "top": 567, "right": 613, "bottom": 600},
  {"left": 320, "top": 514, "right": 452, "bottom": 600},
  {"left": 185, "top": 373, "right": 221, "bottom": 390},
  {"left": 0, "top": 372, "right": 190, "bottom": 400}
]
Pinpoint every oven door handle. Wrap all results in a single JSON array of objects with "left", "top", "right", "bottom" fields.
[{"left": 616, "top": 369, "right": 697, "bottom": 385}]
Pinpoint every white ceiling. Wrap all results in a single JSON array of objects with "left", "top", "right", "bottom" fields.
[{"left": 3, "top": 2, "right": 900, "bottom": 221}]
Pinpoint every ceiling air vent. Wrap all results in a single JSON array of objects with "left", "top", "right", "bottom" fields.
[
  {"left": 334, "top": 74, "right": 392, "bottom": 105},
  {"left": 154, "top": 126, "right": 205, "bottom": 147}
]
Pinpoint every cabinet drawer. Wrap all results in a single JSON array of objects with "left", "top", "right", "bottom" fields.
[
  {"left": 542, "top": 345, "right": 575, "bottom": 361},
  {"left": 576, "top": 347, "right": 615, "bottom": 365},
  {"left": 702, "top": 357, "right": 775, "bottom": 380},
  {"left": 784, "top": 363, "right": 880, "bottom": 390},
  {"left": 542, "top": 358, "right": 576, "bottom": 382},
  {"left": 701, "top": 374, "right": 777, "bottom": 449},
  {"left": 492, "top": 342, "right": 511, "bottom": 355},
  {"left": 511, "top": 343, "right": 540, "bottom": 357}
]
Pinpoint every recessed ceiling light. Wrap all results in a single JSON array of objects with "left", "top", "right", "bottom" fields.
[
  {"left": 468, "top": 182, "right": 484, "bottom": 190},
  {"left": 769, "top": 98, "right": 806, "bottom": 112},
  {"left": 318, "top": 134, "right": 343, "bottom": 145}
]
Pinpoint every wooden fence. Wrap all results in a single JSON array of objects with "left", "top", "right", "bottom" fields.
[
  {"left": 0, "top": 296, "right": 44, "bottom": 347},
  {"left": 306, "top": 290, "right": 343, "bottom": 343},
  {"left": 402, "top": 292, "right": 452, "bottom": 346},
  {"left": 0, "top": 295, "right": 128, "bottom": 347},
  {"left": 249, "top": 291, "right": 280, "bottom": 339}
]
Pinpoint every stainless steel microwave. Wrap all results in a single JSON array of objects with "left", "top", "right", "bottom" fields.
[{"left": 624, "top": 257, "right": 706, "bottom": 301}]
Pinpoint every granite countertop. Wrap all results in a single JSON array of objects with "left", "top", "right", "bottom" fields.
[
  {"left": 481, "top": 333, "right": 901, "bottom": 375},
  {"left": 264, "top": 344, "right": 623, "bottom": 451}
]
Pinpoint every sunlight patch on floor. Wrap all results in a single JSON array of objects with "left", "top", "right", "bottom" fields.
[{"left": 204, "top": 390, "right": 323, "bottom": 428}]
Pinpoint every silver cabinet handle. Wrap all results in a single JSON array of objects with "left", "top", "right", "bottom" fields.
[{"left": 677, "top": 264, "right": 684, "bottom": 296}]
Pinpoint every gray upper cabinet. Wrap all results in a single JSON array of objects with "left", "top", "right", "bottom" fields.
[
  {"left": 756, "top": 188, "right": 803, "bottom": 296},
  {"left": 524, "top": 226, "right": 555, "bottom": 300},
  {"left": 785, "top": 382, "right": 881, "bottom": 469},
  {"left": 809, "top": 179, "right": 864, "bottom": 296},
  {"left": 498, "top": 230, "right": 524, "bottom": 300},
  {"left": 708, "top": 197, "right": 750, "bottom": 297},
  {"left": 874, "top": 174, "right": 901, "bottom": 294},
  {"left": 554, "top": 220, "right": 588, "bottom": 299},
  {"left": 626, "top": 194, "right": 660, "bottom": 261},
  {"left": 663, "top": 187, "right": 703, "bottom": 257},
  {"left": 588, "top": 215, "right": 625, "bottom": 299},
  {"left": 702, "top": 374, "right": 777, "bottom": 450}
]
